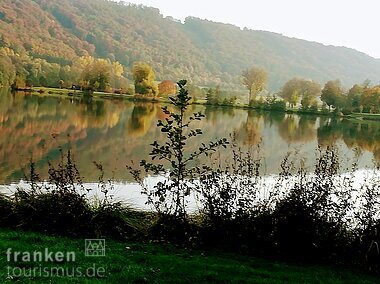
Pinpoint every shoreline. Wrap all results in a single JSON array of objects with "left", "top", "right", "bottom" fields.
[{"left": 16, "top": 86, "right": 380, "bottom": 121}]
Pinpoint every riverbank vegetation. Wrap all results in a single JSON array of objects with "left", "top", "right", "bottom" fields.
[
  {"left": 1, "top": 82, "right": 380, "bottom": 277},
  {"left": 204, "top": 76, "right": 380, "bottom": 117}
]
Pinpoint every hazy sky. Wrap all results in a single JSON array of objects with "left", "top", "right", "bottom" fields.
[{"left": 123, "top": 0, "right": 380, "bottom": 59}]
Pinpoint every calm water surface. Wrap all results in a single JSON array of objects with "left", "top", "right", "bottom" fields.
[{"left": 0, "top": 89, "right": 378, "bottom": 185}]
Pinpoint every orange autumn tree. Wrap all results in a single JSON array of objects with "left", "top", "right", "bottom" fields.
[{"left": 158, "top": 80, "right": 176, "bottom": 96}]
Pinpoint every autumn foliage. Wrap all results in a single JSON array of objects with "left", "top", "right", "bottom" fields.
[
  {"left": 1, "top": 0, "right": 379, "bottom": 91},
  {"left": 158, "top": 80, "right": 176, "bottom": 96}
]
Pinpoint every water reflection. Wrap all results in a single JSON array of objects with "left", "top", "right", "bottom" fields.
[
  {"left": 278, "top": 115, "right": 317, "bottom": 143},
  {"left": 127, "top": 103, "right": 157, "bottom": 137},
  {"left": 235, "top": 110, "right": 262, "bottom": 146},
  {"left": 0, "top": 90, "right": 378, "bottom": 184},
  {"left": 318, "top": 118, "right": 380, "bottom": 160}
]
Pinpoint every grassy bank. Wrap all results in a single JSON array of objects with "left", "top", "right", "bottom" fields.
[
  {"left": 26, "top": 87, "right": 170, "bottom": 103},
  {"left": 0, "top": 228, "right": 378, "bottom": 283},
  {"left": 346, "top": 112, "right": 380, "bottom": 121}
]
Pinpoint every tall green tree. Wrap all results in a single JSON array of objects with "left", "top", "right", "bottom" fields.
[
  {"left": 206, "top": 86, "right": 221, "bottom": 105},
  {"left": 132, "top": 62, "right": 158, "bottom": 96},
  {"left": 241, "top": 67, "right": 267, "bottom": 102},
  {"left": 321, "top": 80, "right": 343, "bottom": 110},
  {"left": 347, "top": 84, "right": 364, "bottom": 112}
]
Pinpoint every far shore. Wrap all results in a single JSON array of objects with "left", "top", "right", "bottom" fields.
[{"left": 14, "top": 86, "right": 380, "bottom": 121}]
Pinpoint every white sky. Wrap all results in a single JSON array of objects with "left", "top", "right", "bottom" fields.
[{"left": 123, "top": 0, "right": 380, "bottom": 59}]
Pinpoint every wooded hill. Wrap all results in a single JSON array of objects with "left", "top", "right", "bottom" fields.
[{"left": 1, "top": 0, "right": 380, "bottom": 90}]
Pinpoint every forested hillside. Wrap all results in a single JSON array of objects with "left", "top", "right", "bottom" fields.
[{"left": 1, "top": 0, "right": 380, "bottom": 90}]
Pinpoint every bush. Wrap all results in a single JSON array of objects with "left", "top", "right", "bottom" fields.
[
  {"left": 13, "top": 190, "right": 92, "bottom": 236},
  {"left": 190, "top": 144, "right": 380, "bottom": 270},
  {"left": 5, "top": 149, "right": 139, "bottom": 239},
  {"left": 249, "top": 96, "right": 286, "bottom": 111},
  {"left": 269, "top": 98, "right": 286, "bottom": 111},
  {"left": 147, "top": 214, "right": 199, "bottom": 245},
  {"left": 0, "top": 194, "right": 13, "bottom": 227},
  {"left": 90, "top": 202, "right": 137, "bottom": 239},
  {"left": 273, "top": 191, "right": 345, "bottom": 260}
]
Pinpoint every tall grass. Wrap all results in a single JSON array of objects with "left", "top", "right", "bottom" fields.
[{"left": 1, "top": 148, "right": 147, "bottom": 239}]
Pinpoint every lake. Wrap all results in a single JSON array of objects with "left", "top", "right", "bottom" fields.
[{"left": 0, "top": 89, "right": 378, "bottom": 187}]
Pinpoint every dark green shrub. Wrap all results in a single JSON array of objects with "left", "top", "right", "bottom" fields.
[
  {"left": 268, "top": 98, "right": 286, "bottom": 111},
  {"left": 13, "top": 190, "right": 92, "bottom": 237},
  {"left": 91, "top": 202, "right": 136, "bottom": 239},
  {"left": 249, "top": 96, "right": 286, "bottom": 111},
  {"left": 249, "top": 98, "right": 264, "bottom": 109},
  {"left": 147, "top": 214, "right": 199, "bottom": 245},
  {"left": 273, "top": 191, "right": 344, "bottom": 260},
  {"left": 0, "top": 194, "right": 13, "bottom": 227}
]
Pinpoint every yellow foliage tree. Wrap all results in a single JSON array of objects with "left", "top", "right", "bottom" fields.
[{"left": 241, "top": 67, "right": 268, "bottom": 102}]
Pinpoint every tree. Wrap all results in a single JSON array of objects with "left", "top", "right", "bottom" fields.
[
  {"left": 0, "top": 56, "right": 16, "bottom": 87},
  {"left": 132, "top": 62, "right": 158, "bottom": 96},
  {"left": 110, "top": 61, "right": 126, "bottom": 90},
  {"left": 206, "top": 86, "right": 221, "bottom": 105},
  {"left": 85, "top": 59, "right": 111, "bottom": 92},
  {"left": 186, "top": 84, "right": 206, "bottom": 100},
  {"left": 158, "top": 80, "right": 176, "bottom": 96},
  {"left": 73, "top": 57, "right": 126, "bottom": 92},
  {"left": 241, "top": 67, "right": 267, "bottom": 102},
  {"left": 300, "top": 80, "right": 321, "bottom": 108},
  {"left": 71, "top": 58, "right": 128, "bottom": 92},
  {"left": 280, "top": 78, "right": 300, "bottom": 108},
  {"left": 111, "top": 62, "right": 124, "bottom": 77},
  {"left": 361, "top": 86, "right": 380, "bottom": 113},
  {"left": 280, "top": 78, "right": 321, "bottom": 108},
  {"left": 58, "top": 66, "right": 72, "bottom": 88},
  {"left": 13, "top": 72, "right": 27, "bottom": 89},
  {"left": 321, "top": 80, "right": 343, "bottom": 110},
  {"left": 348, "top": 84, "right": 364, "bottom": 112},
  {"left": 131, "top": 80, "right": 228, "bottom": 217}
]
